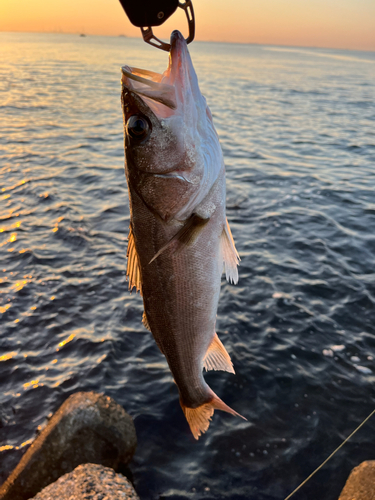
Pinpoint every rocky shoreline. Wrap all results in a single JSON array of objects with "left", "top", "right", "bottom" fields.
[
  {"left": 32, "top": 464, "right": 139, "bottom": 500},
  {"left": 338, "top": 461, "right": 375, "bottom": 500},
  {"left": 0, "top": 392, "right": 138, "bottom": 500},
  {"left": 0, "top": 391, "right": 372, "bottom": 500}
]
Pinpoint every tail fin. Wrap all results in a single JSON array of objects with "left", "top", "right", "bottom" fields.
[{"left": 180, "top": 393, "right": 246, "bottom": 440}]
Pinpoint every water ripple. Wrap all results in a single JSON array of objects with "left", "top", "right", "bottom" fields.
[{"left": 0, "top": 32, "right": 375, "bottom": 500}]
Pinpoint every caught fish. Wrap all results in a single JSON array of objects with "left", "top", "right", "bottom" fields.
[{"left": 121, "top": 30, "right": 245, "bottom": 439}]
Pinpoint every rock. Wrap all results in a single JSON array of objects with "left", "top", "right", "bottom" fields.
[
  {"left": 339, "top": 460, "right": 375, "bottom": 500},
  {"left": 0, "top": 392, "right": 137, "bottom": 500},
  {"left": 31, "top": 463, "right": 139, "bottom": 500}
]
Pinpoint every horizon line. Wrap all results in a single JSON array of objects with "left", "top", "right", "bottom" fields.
[{"left": 1, "top": 29, "right": 375, "bottom": 54}]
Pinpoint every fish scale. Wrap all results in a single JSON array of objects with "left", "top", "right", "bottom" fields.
[{"left": 121, "top": 30, "right": 244, "bottom": 439}]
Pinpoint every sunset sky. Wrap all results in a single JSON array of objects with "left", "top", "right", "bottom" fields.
[{"left": 1, "top": 0, "right": 374, "bottom": 51}]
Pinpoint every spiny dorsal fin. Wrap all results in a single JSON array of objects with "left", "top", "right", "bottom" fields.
[
  {"left": 149, "top": 214, "right": 209, "bottom": 264},
  {"left": 221, "top": 218, "right": 240, "bottom": 284},
  {"left": 142, "top": 310, "right": 151, "bottom": 331},
  {"left": 203, "top": 333, "right": 235, "bottom": 374},
  {"left": 126, "top": 224, "right": 142, "bottom": 295}
]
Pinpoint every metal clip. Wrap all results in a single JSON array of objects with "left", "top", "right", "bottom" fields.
[{"left": 141, "top": 0, "right": 195, "bottom": 51}]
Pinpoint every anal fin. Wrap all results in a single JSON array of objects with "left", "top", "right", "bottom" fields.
[
  {"left": 221, "top": 218, "right": 240, "bottom": 284},
  {"left": 126, "top": 224, "right": 142, "bottom": 295},
  {"left": 203, "top": 333, "right": 235, "bottom": 374}
]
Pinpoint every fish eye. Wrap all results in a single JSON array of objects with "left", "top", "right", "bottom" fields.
[{"left": 126, "top": 115, "right": 151, "bottom": 140}]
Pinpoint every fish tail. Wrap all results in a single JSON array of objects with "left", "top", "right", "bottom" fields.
[{"left": 180, "top": 392, "right": 246, "bottom": 440}]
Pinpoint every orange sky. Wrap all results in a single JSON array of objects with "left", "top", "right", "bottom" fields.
[{"left": 1, "top": 0, "right": 374, "bottom": 51}]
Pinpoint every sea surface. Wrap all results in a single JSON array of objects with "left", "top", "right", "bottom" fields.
[{"left": 1, "top": 32, "right": 375, "bottom": 500}]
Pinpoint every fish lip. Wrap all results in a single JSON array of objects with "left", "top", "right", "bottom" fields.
[
  {"left": 121, "top": 79, "right": 132, "bottom": 93},
  {"left": 121, "top": 66, "right": 177, "bottom": 111},
  {"left": 169, "top": 30, "right": 186, "bottom": 62},
  {"left": 170, "top": 30, "right": 185, "bottom": 45},
  {"left": 121, "top": 32, "right": 187, "bottom": 113}
]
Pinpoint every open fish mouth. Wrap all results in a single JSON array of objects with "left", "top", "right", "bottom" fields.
[
  {"left": 121, "top": 66, "right": 177, "bottom": 110},
  {"left": 121, "top": 31, "right": 192, "bottom": 115},
  {"left": 122, "top": 30, "right": 222, "bottom": 221}
]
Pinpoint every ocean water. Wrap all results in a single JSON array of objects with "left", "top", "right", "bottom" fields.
[{"left": 1, "top": 32, "right": 375, "bottom": 500}]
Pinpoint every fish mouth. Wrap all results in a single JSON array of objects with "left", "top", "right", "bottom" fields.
[
  {"left": 121, "top": 30, "right": 190, "bottom": 116},
  {"left": 169, "top": 30, "right": 187, "bottom": 66},
  {"left": 170, "top": 30, "right": 184, "bottom": 45},
  {"left": 121, "top": 66, "right": 177, "bottom": 111}
]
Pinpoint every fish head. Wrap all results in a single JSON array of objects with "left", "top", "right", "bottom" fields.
[
  {"left": 121, "top": 31, "right": 223, "bottom": 221},
  {"left": 121, "top": 76, "right": 186, "bottom": 177}
]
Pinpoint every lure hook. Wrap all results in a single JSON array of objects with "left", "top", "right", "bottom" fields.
[
  {"left": 118, "top": 0, "right": 195, "bottom": 52},
  {"left": 141, "top": 0, "right": 195, "bottom": 51}
]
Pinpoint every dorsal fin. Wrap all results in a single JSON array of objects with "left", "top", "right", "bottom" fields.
[
  {"left": 149, "top": 214, "right": 209, "bottom": 264},
  {"left": 126, "top": 224, "right": 142, "bottom": 295},
  {"left": 142, "top": 310, "right": 151, "bottom": 331},
  {"left": 203, "top": 333, "right": 235, "bottom": 374},
  {"left": 221, "top": 218, "right": 240, "bottom": 284}
]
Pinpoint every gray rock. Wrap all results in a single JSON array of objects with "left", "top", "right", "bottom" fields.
[
  {"left": 339, "top": 460, "right": 375, "bottom": 500},
  {"left": 0, "top": 392, "right": 137, "bottom": 500},
  {"left": 31, "top": 463, "right": 139, "bottom": 500}
]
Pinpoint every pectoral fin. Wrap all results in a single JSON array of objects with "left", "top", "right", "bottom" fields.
[
  {"left": 203, "top": 333, "right": 235, "bottom": 374},
  {"left": 142, "top": 310, "right": 151, "bottom": 331},
  {"left": 221, "top": 218, "right": 240, "bottom": 284},
  {"left": 149, "top": 214, "right": 209, "bottom": 264},
  {"left": 126, "top": 224, "right": 142, "bottom": 295}
]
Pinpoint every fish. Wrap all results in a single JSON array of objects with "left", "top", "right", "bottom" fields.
[{"left": 121, "top": 30, "right": 245, "bottom": 439}]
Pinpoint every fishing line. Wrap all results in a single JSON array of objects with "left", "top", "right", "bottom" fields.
[{"left": 283, "top": 408, "right": 375, "bottom": 500}]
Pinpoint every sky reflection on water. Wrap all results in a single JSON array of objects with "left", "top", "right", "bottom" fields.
[{"left": 1, "top": 32, "right": 375, "bottom": 500}]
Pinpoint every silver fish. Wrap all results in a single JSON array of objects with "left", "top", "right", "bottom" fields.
[{"left": 121, "top": 30, "right": 245, "bottom": 439}]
